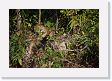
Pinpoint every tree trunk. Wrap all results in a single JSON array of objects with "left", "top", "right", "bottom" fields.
[
  {"left": 16, "top": 9, "right": 21, "bottom": 30},
  {"left": 55, "top": 10, "right": 58, "bottom": 33},
  {"left": 38, "top": 9, "right": 41, "bottom": 24}
]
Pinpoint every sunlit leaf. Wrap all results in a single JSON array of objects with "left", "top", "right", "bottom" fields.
[{"left": 18, "top": 59, "right": 22, "bottom": 66}]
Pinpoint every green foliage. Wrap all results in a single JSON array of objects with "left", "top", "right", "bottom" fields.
[
  {"left": 44, "top": 20, "right": 55, "bottom": 28},
  {"left": 9, "top": 9, "right": 99, "bottom": 68},
  {"left": 9, "top": 33, "right": 26, "bottom": 67}
]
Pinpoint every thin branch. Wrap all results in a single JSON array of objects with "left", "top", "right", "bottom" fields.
[{"left": 38, "top": 9, "right": 41, "bottom": 24}]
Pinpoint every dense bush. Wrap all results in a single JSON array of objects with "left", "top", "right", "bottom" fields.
[{"left": 9, "top": 9, "right": 99, "bottom": 68}]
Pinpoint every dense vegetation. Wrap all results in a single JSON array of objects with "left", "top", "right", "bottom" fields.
[{"left": 9, "top": 9, "right": 99, "bottom": 68}]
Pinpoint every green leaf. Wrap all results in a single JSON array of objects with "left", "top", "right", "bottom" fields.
[
  {"left": 28, "top": 23, "right": 31, "bottom": 27},
  {"left": 18, "top": 59, "right": 22, "bottom": 66}
]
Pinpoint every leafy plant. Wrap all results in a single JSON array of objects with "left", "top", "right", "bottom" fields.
[{"left": 9, "top": 9, "right": 99, "bottom": 68}]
